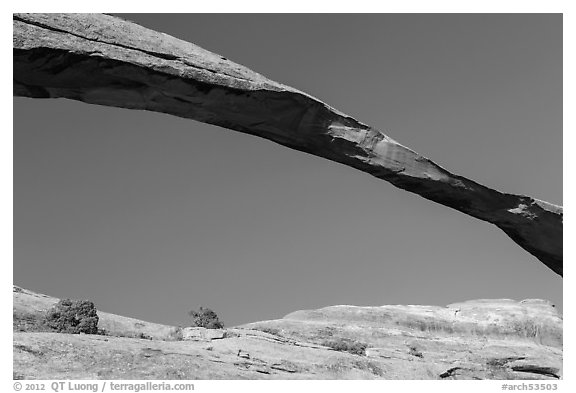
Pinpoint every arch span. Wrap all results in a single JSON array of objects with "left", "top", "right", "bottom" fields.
[{"left": 13, "top": 13, "right": 562, "bottom": 276}]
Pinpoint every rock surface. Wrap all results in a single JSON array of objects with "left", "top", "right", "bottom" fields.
[
  {"left": 12, "top": 13, "right": 562, "bottom": 275},
  {"left": 181, "top": 327, "right": 227, "bottom": 341},
  {"left": 13, "top": 286, "right": 562, "bottom": 380},
  {"left": 13, "top": 286, "right": 178, "bottom": 340}
]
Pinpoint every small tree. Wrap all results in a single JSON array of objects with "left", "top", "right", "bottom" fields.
[
  {"left": 322, "top": 338, "right": 367, "bottom": 356},
  {"left": 188, "top": 306, "right": 224, "bottom": 329},
  {"left": 45, "top": 299, "right": 99, "bottom": 334}
]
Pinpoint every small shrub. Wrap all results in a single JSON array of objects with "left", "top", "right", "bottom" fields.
[
  {"left": 408, "top": 345, "right": 424, "bottom": 358},
  {"left": 97, "top": 327, "right": 109, "bottom": 336},
  {"left": 188, "top": 307, "right": 224, "bottom": 329},
  {"left": 487, "top": 358, "right": 509, "bottom": 368},
  {"left": 254, "top": 326, "right": 281, "bottom": 336},
  {"left": 45, "top": 299, "right": 99, "bottom": 334},
  {"left": 510, "top": 319, "right": 541, "bottom": 339},
  {"left": 316, "top": 326, "right": 336, "bottom": 339},
  {"left": 136, "top": 332, "right": 153, "bottom": 340},
  {"left": 366, "top": 361, "right": 385, "bottom": 376},
  {"left": 322, "top": 338, "right": 367, "bottom": 356}
]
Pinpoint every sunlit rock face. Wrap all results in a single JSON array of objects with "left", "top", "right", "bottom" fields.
[
  {"left": 282, "top": 299, "right": 562, "bottom": 346},
  {"left": 13, "top": 13, "right": 562, "bottom": 275},
  {"left": 244, "top": 299, "right": 562, "bottom": 379},
  {"left": 14, "top": 287, "right": 562, "bottom": 379}
]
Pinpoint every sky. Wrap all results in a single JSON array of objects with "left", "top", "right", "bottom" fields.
[{"left": 13, "top": 14, "right": 562, "bottom": 328}]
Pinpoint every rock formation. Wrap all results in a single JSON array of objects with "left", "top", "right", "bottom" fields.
[
  {"left": 13, "top": 13, "right": 562, "bottom": 275},
  {"left": 13, "top": 286, "right": 562, "bottom": 379},
  {"left": 245, "top": 299, "right": 563, "bottom": 379}
]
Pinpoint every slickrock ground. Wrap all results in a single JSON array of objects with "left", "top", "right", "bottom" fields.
[{"left": 13, "top": 286, "right": 562, "bottom": 380}]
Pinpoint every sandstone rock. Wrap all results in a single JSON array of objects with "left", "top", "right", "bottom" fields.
[
  {"left": 181, "top": 327, "right": 226, "bottom": 341},
  {"left": 282, "top": 299, "right": 563, "bottom": 347},
  {"left": 14, "top": 287, "right": 562, "bottom": 379},
  {"left": 12, "top": 286, "right": 178, "bottom": 340},
  {"left": 245, "top": 299, "right": 563, "bottom": 379},
  {"left": 12, "top": 13, "right": 562, "bottom": 275}
]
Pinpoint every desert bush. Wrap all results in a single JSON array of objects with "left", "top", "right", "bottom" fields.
[
  {"left": 510, "top": 319, "right": 541, "bottom": 338},
  {"left": 45, "top": 299, "right": 99, "bottom": 334},
  {"left": 408, "top": 345, "right": 424, "bottom": 358},
  {"left": 188, "top": 307, "right": 224, "bottom": 329},
  {"left": 97, "top": 327, "right": 109, "bottom": 336},
  {"left": 136, "top": 332, "right": 153, "bottom": 340},
  {"left": 316, "top": 326, "right": 337, "bottom": 338},
  {"left": 322, "top": 338, "right": 367, "bottom": 356},
  {"left": 253, "top": 326, "right": 282, "bottom": 336}
]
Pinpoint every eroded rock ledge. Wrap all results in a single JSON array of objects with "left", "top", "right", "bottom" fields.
[
  {"left": 14, "top": 287, "right": 563, "bottom": 379},
  {"left": 244, "top": 298, "right": 563, "bottom": 379},
  {"left": 13, "top": 13, "right": 562, "bottom": 275}
]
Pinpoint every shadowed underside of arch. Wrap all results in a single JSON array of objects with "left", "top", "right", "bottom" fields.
[{"left": 13, "top": 13, "right": 562, "bottom": 276}]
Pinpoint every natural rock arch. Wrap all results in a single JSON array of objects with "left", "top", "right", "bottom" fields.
[{"left": 13, "top": 13, "right": 562, "bottom": 276}]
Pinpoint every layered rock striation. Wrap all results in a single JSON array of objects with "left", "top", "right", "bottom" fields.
[
  {"left": 14, "top": 286, "right": 562, "bottom": 380},
  {"left": 13, "top": 13, "right": 562, "bottom": 275},
  {"left": 244, "top": 299, "right": 563, "bottom": 379}
]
